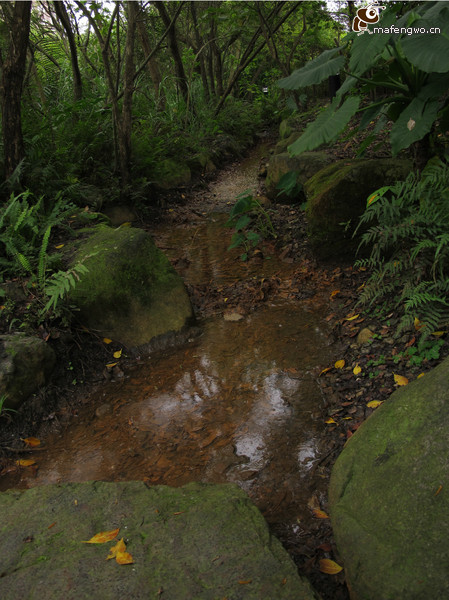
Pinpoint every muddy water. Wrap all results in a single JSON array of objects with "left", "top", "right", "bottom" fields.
[{"left": 2, "top": 145, "right": 336, "bottom": 553}]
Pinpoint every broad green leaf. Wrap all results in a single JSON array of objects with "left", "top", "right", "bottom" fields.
[
  {"left": 277, "top": 49, "right": 345, "bottom": 90},
  {"left": 349, "top": 10, "right": 397, "bottom": 76},
  {"left": 234, "top": 214, "right": 251, "bottom": 231},
  {"left": 288, "top": 96, "right": 361, "bottom": 156},
  {"left": 401, "top": 14, "right": 449, "bottom": 73},
  {"left": 228, "top": 232, "right": 245, "bottom": 249},
  {"left": 390, "top": 97, "right": 440, "bottom": 155}
]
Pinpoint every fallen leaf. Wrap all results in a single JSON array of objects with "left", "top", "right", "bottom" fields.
[
  {"left": 394, "top": 373, "right": 409, "bottom": 386},
  {"left": 432, "top": 331, "right": 446, "bottom": 337},
  {"left": 107, "top": 538, "right": 128, "bottom": 560},
  {"left": 103, "top": 338, "right": 112, "bottom": 344},
  {"left": 238, "top": 580, "right": 252, "bottom": 585},
  {"left": 317, "top": 543, "right": 333, "bottom": 552},
  {"left": 320, "top": 366, "right": 332, "bottom": 376},
  {"left": 54, "top": 244, "right": 64, "bottom": 249},
  {"left": 345, "top": 314, "right": 359, "bottom": 321},
  {"left": 83, "top": 528, "right": 120, "bottom": 544},
  {"left": 330, "top": 290, "right": 340, "bottom": 298},
  {"left": 334, "top": 360, "right": 345, "bottom": 369},
  {"left": 116, "top": 550, "right": 134, "bottom": 565},
  {"left": 312, "top": 509, "right": 330, "bottom": 519},
  {"left": 319, "top": 558, "right": 343, "bottom": 574},
  {"left": 367, "top": 400, "right": 383, "bottom": 409},
  {"left": 16, "top": 459, "right": 36, "bottom": 467},
  {"left": 414, "top": 317, "right": 424, "bottom": 331},
  {"left": 325, "top": 418, "right": 337, "bottom": 424},
  {"left": 22, "top": 437, "right": 41, "bottom": 447},
  {"left": 105, "top": 362, "right": 117, "bottom": 369},
  {"left": 113, "top": 349, "right": 122, "bottom": 359},
  {"left": 353, "top": 364, "right": 361, "bottom": 375},
  {"left": 435, "top": 485, "right": 443, "bottom": 496},
  {"left": 417, "top": 373, "right": 425, "bottom": 379}
]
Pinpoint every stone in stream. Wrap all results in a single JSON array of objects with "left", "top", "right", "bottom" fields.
[
  {"left": 0, "top": 481, "right": 320, "bottom": 600},
  {"left": 0, "top": 333, "right": 56, "bottom": 410},
  {"left": 68, "top": 225, "right": 194, "bottom": 348},
  {"left": 329, "top": 356, "right": 449, "bottom": 599}
]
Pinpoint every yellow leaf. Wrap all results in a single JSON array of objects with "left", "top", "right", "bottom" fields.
[
  {"left": 353, "top": 364, "right": 362, "bottom": 375},
  {"left": 417, "top": 372, "right": 425, "bottom": 379},
  {"left": 103, "top": 338, "right": 112, "bottom": 344},
  {"left": 325, "top": 418, "right": 337, "bottom": 424},
  {"left": 105, "top": 362, "right": 117, "bottom": 369},
  {"left": 319, "top": 558, "right": 343, "bottom": 574},
  {"left": 367, "top": 194, "right": 377, "bottom": 206},
  {"left": 22, "top": 437, "right": 41, "bottom": 447},
  {"left": 320, "top": 366, "right": 332, "bottom": 376},
  {"left": 330, "top": 290, "right": 340, "bottom": 298},
  {"left": 312, "top": 508, "right": 330, "bottom": 519},
  {"left": 345, "top": 314, "right": 359, "bottom": 321},
  {"left": 16, "top": 459, "right": 36, "bottom": 467},
  {"left": 435, "top": 485, "right": 443, "bottom": 496},
  {"left": 54, "top": 244, "right": 64, "bottom": 249},
  {"left": 414, "top": 317, "right": 424, "bottom": 331},
  {"left": 432, "top": 331, "right": 446, "bottom": 337},
  {"left": 83, "top": 528, "right": 120, "bottom": 544},
  {"left": 116, "top": 550, "right": 134, "bottom": 565},
  {"left": 394, "top": 373, "right": 409, "bottom": 386},
  {"left": 113, "top": 349, "right": 122, "bottom": 359},
  {"left": 367, "top": 400, "right": 383, "bottom": 409},
  {"left": 334, "top": 360, "right": 345, "bottom": 369},
  {"left": 107, "top": 538, "right": 126, "bottom": 560}
]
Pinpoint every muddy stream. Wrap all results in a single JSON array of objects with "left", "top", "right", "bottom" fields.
[{"left": 2, "top": 145, "right": 338, "bottom": 563}]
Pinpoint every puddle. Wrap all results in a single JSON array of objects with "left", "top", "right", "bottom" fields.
[{"left": 0, "top": 143, "right": 338, "bottom": 553}]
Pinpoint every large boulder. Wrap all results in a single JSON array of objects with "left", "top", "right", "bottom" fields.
[
  {"left": 0, "top": 481, "right": 320, "bottom": 600},
  {"left": 304, "top": 158, "right": 412, "bottom": 259},
  {"left": 0, "top": 333, "right": 55, "bottom": 410},
  {"left": 329, "top": 356, "right": 449, "bottom": 600},
  {"left": 69, "top": 226, "right": 194, "bottom": 347},
  {"left": 265, "top": 152, "right": 333, "bottom": 202}
]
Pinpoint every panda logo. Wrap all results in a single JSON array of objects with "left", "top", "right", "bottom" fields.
[{"left": 353, "top": 1, "right": 385, "bottom": 35}]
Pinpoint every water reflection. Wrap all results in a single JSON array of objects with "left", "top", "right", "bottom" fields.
[{"left": 1, "top": 301, "right": 334, "bottom": 533}]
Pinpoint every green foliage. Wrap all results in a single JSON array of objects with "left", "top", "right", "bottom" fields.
[
  {"left": 395, "top": 339, "right": 444, "bottom": 367},
  {"left": 0, "top": 393, "right": 15, "bottom": 419},
  {"left": 276, "top": 170, "right": 303, "bottom": 200},
  {"left": 0, "top": 190, "right": 98, "bottom": 322},
  {"left": 225, "top": 190, "right": 276, "bottom": 261},
  {"left": 354, "top": 158, "right": 449, "bottom": 342},
  {"left": 277, "top": 2, "right": 449, "bottom": 160}
]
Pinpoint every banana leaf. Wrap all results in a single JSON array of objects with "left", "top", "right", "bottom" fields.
[{"left": 277, "top": 48, "right": 345, "bottom": 90}]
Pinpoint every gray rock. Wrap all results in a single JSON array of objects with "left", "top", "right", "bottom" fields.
[
  {"left": 0, "top": 333, "right": 55, "bottom": 410},
  {"left": 329, "top": 356, "right": 449, "bottom": 599},
  {"left": 0, "top": 481, "right": 320, "bottom": 600}
]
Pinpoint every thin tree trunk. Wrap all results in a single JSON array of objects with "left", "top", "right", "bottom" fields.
[
  {"left": 136, "top": 9, "right": 166, "bottom": 110},
  {"left": 0, "top": 1, "right": 32, "bottom": 180},
  {"left": 54, "top": 1, "right": 83, "bottom": 101},
  {"left": 154, "top": 1, "right": 188, "bottom": 103}
]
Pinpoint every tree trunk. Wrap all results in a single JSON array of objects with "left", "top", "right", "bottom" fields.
[
  {"left": 0, "top": 1, "right": 32, "bottom": 180},
  {"left": 154, "top": 1, "right": 188, "bottom": 103},
  {"left": 53, "top": 1, "right": 82, "bottom": 101},
  {"left": 136, "top": 9, "right": 166, "bottom": 110}
]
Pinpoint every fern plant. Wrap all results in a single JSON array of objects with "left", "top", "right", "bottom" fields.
[{"left": 355, "top": 158, "right": 449, "bottom": 342}]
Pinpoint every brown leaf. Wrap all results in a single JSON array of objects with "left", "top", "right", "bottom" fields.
[{"left": 312, "top": 508, "right": 330, "bottom": 519}]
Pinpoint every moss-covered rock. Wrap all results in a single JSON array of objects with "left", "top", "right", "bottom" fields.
[
  {"left": 154, "top": 158, "right": 191, "bottom": 189},
  {"left": 0, "top": 333, "right": 55, "bottom": 410},
  {"left": 274, "top": 131, "right": 302, "bottom": 155},
  {"left": 69, "top": 226, "right": 193, "bottom": 347},
  {"left": 304, "top": 158, "right": 412, "bottom": 260},
  {"left": 329, "top": 356, "right": 449, "bottom": 599},
  {"left": 0, "top": 481, "right": 320, "bottom": 600},
  {"left": 265, "top": 152, "right": 333, "bottom": 202}
]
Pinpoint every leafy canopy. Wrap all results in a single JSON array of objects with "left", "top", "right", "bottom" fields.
[{"left": 277, "top": 1, "right": 449, "bottom": 159}]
